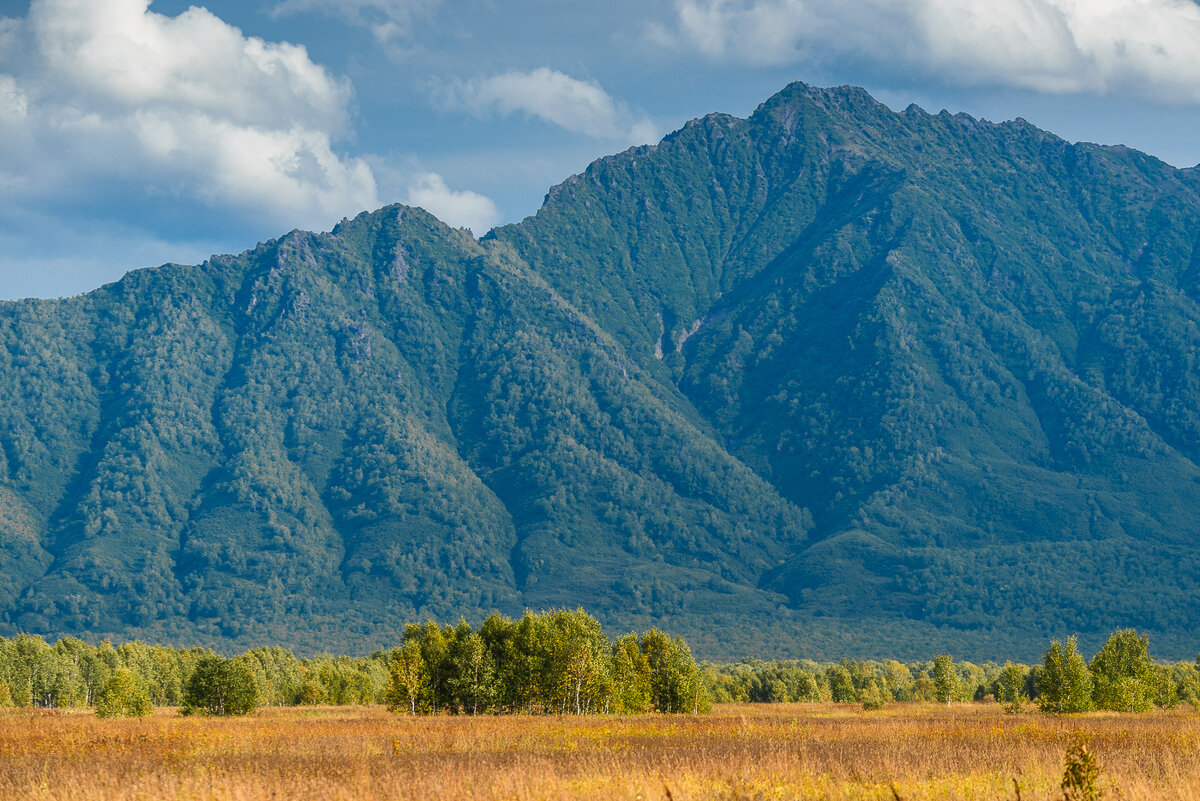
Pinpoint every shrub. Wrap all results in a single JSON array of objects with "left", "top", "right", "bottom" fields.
[
  {"left": 860, "top": 682, "right": 887, "bottom": 710},
  {"left": 1061, "top": 735, "right": 1103, "bottom": 801}
]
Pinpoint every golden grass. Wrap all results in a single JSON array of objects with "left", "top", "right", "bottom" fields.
[{"left": 2, "top": 703, "right": 1198, "bottom": 800}]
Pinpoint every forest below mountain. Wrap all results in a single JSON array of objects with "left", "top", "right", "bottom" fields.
[{"left": 3, "top": 83, "right": 1200, "bottom": 660}]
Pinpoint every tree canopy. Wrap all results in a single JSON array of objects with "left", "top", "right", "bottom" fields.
[{"left": 181, "top": 656, "right": 260, "bottom": 716}]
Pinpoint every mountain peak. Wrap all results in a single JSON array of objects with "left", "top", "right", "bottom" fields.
[
  {"left": 5, "top": 83, "right": 1200, "bottom": 659},
  {"left": 752, "top": 81, "right": 893, "bottom": 132}
]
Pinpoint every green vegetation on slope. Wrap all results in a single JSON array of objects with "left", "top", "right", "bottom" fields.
[
  {"left": 0, "top": 204, "right": 808, "bottom": 657},
  {"left": 491, "top": 83, "right": 1200, "bottom": 657},
  {"left": 3, "top": 83, "right": 1200, "bottom": 658}
]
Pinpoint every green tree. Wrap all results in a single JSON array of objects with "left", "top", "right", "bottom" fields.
[
  {"left": 912, "top": 673, "right": 937, "bottom": 702},
  {"left": 384, "top": 639, "right": 428, "bottom": 714},
  {"left": 95, "top": 668, "right": 152, "bottom": 718},
  {"left": 610, "top": 633, "right": 651, "bottom": 713},
  {"left": 76, "top": 641, "right": 118, "bottom": 707},
  {"left": 445, "top": 621, "right": 495, "bottom": 715},
  {"left": 407, "top": 621, "right": 451, "bottom": 713},
  {"left": 0, "top": 679, "right": 13, "bottom": 708},
  {"left": 826, "top": 665, "right": 856, "bottom": 703},
  {"left": 641, "top": 628, "right": 709, "bottom": 713},
  {"left": 308, "top": 656, "right": 380, "bottom": 705},
  {"left": 792, "top": 671, "right": 819, "bottom": 701},
  {"left": 299, "top": 679, "right": 328, "bottom": 705},
  {"left": 860, "top": 681, "right": 887, "bottom": 710},
  {"left": 884, "top": 660, "right": 913, "bottom": 701},
  {"left": 1089, "top": 629, "right": 1154, "bottom": 712},
  {"left": 478, "top": 613, "right": 522, "bottom": 713},
  {"left": 181, "top": 656, "right": 259, "bottom": 716},
  {"left": 241, "top": 646, "right": 304, "bottom": 706},
  {"left": 996, "top": 662, "right": 1027, "bottom": 713},
  {"left": 1171, "top": 663, "right": 1200, "bottom": 709},
  {"left": 51, "top": 637, "right": 98, "bottom": 707},
  {"left": 1038, "top": 636, "right": 1093, "bottom": 714},
  {"left": 144, "top": 646, "right": 188, "bottom": 706},
  {"left": 550, "top": 609, "right": 610, "bottom": 715},
  {"left": 1148, "top": 664, "right": 1175, "bottom": 710},
  {"left": 932, "top": 655, "right": 957, "bottom": 705},
  {"left": 7, "top": 634, "right": 49, "bottom": 707},
  {"left": 513, "top": 612, "right": 554, "bottom": 713}
]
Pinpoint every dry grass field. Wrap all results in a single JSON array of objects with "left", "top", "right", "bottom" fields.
[{"left": 2, "top": 703, "right": 1199, "bottom": 800}]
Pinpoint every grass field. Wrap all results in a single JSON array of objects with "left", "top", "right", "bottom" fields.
[{"left": 2, "top": 703, "right": 1199, "bottom": 800}]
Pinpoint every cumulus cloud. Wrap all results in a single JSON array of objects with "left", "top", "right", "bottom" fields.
[
  {"left": 0, "top": 75, "right": 28, "bottom": 120},
  {"left": 0, "top": 0, "right": 378, "bottom": 233},
  {"left": 662, "top": 0, "right": 1200, "bottom": 103},
  {"left": 405, "top": 172, "right": 501, "bottom": 236},
  {"left": 0, "top": 16, "right": 19, "bottom": 54},
  {"left": 30, "top": 0, "right": 352, "bottom": 130},
  {"left": 271, "top": 0, "right": 440, "bottom": 51},
  {"left": 440, "top": 68, "right": 659, "bottom": 144}
]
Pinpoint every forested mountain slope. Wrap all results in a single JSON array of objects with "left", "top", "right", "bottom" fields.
[
  {"left": 0, "top": 205, "right": 808, "bottom": 657},
  {"left": 4, "top": 83, "right": 1200, "bottom": 659}
]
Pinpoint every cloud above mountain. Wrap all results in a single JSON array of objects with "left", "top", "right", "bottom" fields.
[
  {"left": 1, "top": 0, "right": 1198, "bottom": 301},
  {"left": 660, "top": 0, "right": 1200, "bottom": 103},
  {"left": 270, "top": 0, "right": 441, "bottom": 53},
  {"left": 405, "top": 172, "right": 501, "bottom": 236},
  {"left": 439, "top": 68, "right": 659, "bottom": 144},
  {"left": 0, "top": 0, "right": 379, "bottom": 234}
]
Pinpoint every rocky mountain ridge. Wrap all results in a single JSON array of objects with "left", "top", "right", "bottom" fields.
[{"left": 3, "top": 83, "right": 1200, "bottom": 659}]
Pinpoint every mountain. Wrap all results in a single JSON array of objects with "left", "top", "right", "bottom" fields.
[{"left": 4, "top": 83, "right": 1200, "bottom": 660}]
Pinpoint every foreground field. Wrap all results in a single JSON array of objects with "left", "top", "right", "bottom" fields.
[{"left": 2, "top": 703, "right": 1199, "bottom": 800}]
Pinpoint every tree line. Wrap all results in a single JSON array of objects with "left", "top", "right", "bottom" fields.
[
  {"left": 706, "top": 629, "right": 1200, "bottom": 712},
  {"left": 3, "top": 621, "right": 1193, "bottom": 717},
  {"left": 0, "top": 609, "right": 709, "bottom": 717}
]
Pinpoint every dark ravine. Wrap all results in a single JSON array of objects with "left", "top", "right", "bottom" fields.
[{"left": 3, "top": 82, "right": 1200, "bottom": 660}]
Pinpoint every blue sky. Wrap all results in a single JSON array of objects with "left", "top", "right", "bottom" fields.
[{"left": 3, "top": 0, "right": 1200, "bottom": 300}]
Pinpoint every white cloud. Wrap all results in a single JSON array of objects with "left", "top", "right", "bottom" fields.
[
  {"left": 405, "top": 172, "right": 501, "bottom": 236},
  {"left": 441, "top": 68, "right": 659, "bottom": 144},
  {"left": 271, "top": 0, "right": 440, "bottom": 51},
  {"left": 0, "top": 0, "right": 378, "bottom": 233},
  {"left": 0, "top": 16, "right": 19, "bottom": 54},
  {"left": 664, "top": 0, "right": 1200, "bottom": 103},
  {"left": 0, "top": 75, "right": 28, "bottom": 120},
  {"left": 132, "top": 112, "right": 378, "bottom": 225},
  {"left": 31, "top": 0, "right": 352, "bottom": 130}
]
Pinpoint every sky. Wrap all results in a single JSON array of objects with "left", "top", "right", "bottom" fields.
[{"left": 2, "top": 0, "right": 1200, "bottom": 300}]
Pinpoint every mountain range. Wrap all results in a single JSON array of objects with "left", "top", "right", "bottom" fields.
[{"left": 3, "top": 82, "right": 1200, "bottom": 660}]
